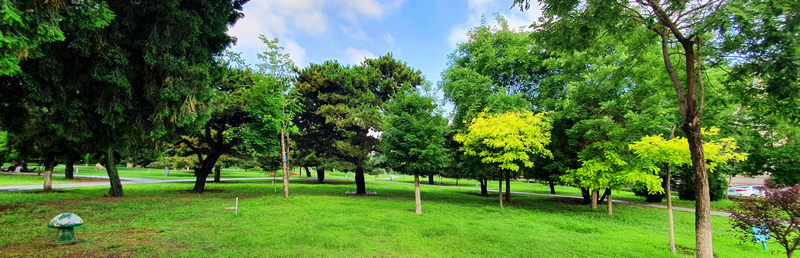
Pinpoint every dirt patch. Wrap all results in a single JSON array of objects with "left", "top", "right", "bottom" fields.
[
  {"left": 31, "top": 190, "right": 74, "bottom": 194},
  {"left": 3, "top": 227, "right": 185, "bottom": 258},
  {"left": 0, "top": 203, "right": 22, "bottom": 213},
  {"left": 88, "top": 196, "right": 192, "bottom": 203}
]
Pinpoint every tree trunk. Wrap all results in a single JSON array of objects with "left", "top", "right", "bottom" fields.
[
  {"left": 317, "top": 167, "right": 325, "bottom": 183},
  {"left": 305, "top": 166, "right": 311, "bottom": 177},
  {"left": 607, "top": 190, "right": 613, "bottom": 216},
  {"left": 192, "top": 152, "right": 221, "bottom": 194},
  {"left": 43, "top": 155, "right": 55, "bottom": 192},
  {"left": 414, "top": 174, "right": 422, "bottom": 214},
  {"left": 214, "top": 165, "right": 221, "bottom": 183},
  {"left": 687, "top": 126, "right": 712, "bottom": 258},
  {"left": 505, "top": 171, "right": 511, "bottom": 203},
  {"left": 65, "top": 161, "right": 74, "bottom": 180},
  {"left": 480, "top": 179, "right": 488, "bottom": 196},
  {"left": 549, "top": 179, "right": 556, "bottom": 194},
  {"left": 428, "top": 174, "right": 434, "bottom": 184},
  {"left": 355, "top": 165, "right": 366, "bottom": 194},
  {"left": 105, "top": 148, "right": 123, "bottom": 197},
  {"left": 580, "top": 188, "right": 592, "bottom": 204},
  {"left": 598, "top": 188, "right": 610, "bottom": 204},
  {"left": 192, "top": 166, "right": 211, "bottom": 194},
  {"left": 591, "top": 190, "right": 598, "bottom": 209},
  {"left": 658, "top": 30, "right": 712, "bottom": 258},
  {"left": 498, "top": 173, "right": 504, "bottom": 210},
  {"left": 666, "top": 162, "right": 676, "bottom": 254},
  {"left": 281, "top": 131, "right": 289, "bottom": 198},
  {"left": 43, "top": 169, "right": 52, "bottom": 192}
]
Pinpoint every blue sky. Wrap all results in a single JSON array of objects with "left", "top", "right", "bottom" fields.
[{"left": 226, "top": 0, "right": 541, "bottom": 88}]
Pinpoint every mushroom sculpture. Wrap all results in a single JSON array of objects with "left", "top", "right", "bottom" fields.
[{"left": 47, "top": 213, "right": 84, "bottom": 244}]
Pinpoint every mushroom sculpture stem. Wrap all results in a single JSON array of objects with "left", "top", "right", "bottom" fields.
[
  {"left": 56, "top": 227, "right": 77, "bottom": 243},
  {"left": 48, "top": 213, "right": 84, "bottom": 244}
]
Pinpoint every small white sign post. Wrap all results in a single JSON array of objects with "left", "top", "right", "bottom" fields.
[{"left": 225, "top": 195, "right": 238, "bottom": 214}]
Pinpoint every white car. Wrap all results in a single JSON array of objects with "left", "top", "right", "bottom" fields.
[{"left": 728, "top": 185, "right": 765, "bottom": 197}]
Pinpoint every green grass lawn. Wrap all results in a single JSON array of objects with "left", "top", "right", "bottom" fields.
[
  {"left": 4, "top": 165, "right": 735, "bottom": 212},
  {"left": 386, "top": 176, "right": 738, "bottom": 211},
  {"left": 0, "top": 180, "right": 776, "bottom": 257}
]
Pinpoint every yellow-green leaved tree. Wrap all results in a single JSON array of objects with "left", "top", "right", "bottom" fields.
[
  {"left": 561, "top": 141, "right": 664, "bottom": 216},
  {"left": 454, "top": 110, "right": 553, "bottom": 209},
  {"left": 630, "top": 127, "right": 747, "bottom": 254}
]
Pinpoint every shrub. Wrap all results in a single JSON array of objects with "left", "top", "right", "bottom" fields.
[{"left": 729, "top": 181, "right": 800, "bottom": 258}]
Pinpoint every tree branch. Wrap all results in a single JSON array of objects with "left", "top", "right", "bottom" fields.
[
  {"left": 645, "top": 0, "right": 689, "bottom": 42},
  {"left": 659, "top": 29, "right": 689, "bottom": 117},
  {"left": 696, "top": 36, "right": 705, "bottom": 113},
  {"left": 176, "top": 138, "right": 204, "bottom": 165}
]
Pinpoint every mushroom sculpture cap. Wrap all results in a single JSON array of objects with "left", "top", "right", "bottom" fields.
[{"left": 47, "top": 213, "right": 84, "bottom": 228}]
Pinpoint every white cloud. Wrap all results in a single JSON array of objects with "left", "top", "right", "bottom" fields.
[
  {"left": 345, "top": 47, "right": 376, "bottom": 64},
  {"left": 383, "top": 33, "right": 395, "bottom": 45},
  {"left": 447, "top": 26, "right": 470, "bottom": 47},
  {"left": 341, "top": 25, "right": 371, "bottom": 41},
  {"left": 227, "top": 0, "right": 407, "bottom": 66},
  {"left": 339, "top": 0, "right": 383, "bottom": 22},
  {"left": 283, "top": 39, "right": 308, "bottom": 67},
  {"left": 445, "top": 0, "right": 540, "bottom": 47}
]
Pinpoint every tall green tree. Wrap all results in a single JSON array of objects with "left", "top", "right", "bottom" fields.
[
  {"left": 382, "top": 89, "right": 450, "bottom": 214},
  {"left": 2, "top": 0, "right": 248, "bottom": 197},
  {"left": 178, "top": 57, "right": 257, "bottom": 194},
  {"left": 294, "top": 54, "right": 424, "bottom": 194},
  {"left": 256, "top": 35, "right": 299, "bottom": 198},
  {"left": 514, "top": 0, "right": 727, "bottom": 254},
  {"left": 293, "top": 61, "right": 349, "bottom": 183},
  {"left": 442, "top": 14, "right": 552, "bottom": 197}
]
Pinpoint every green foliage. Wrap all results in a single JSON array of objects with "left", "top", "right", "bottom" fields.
[
  {"left": 156, "top": 156, "right": 198, "bottom": 169},
  {"left": 2, "top": 0, "right": 248, "bottom": 151},
  {"left": 242, "top": 71, "right": 284, "bottom": 155},
  {"left": 0, "top": 131, "right": 9, "bottom": 162},
  {"left": 440, "top": 16, "right": 537, "bottom": 183},
  {"left": 445, "top": 14, "right": 552, "bottom": 108},
  {"left": 382, "top": 91, "right": 450, "bottom": 176},
  {"left": 562, "top": 141, "right": 663, "bottom": 193},
  {"left": 363, "top": 154, "right": 387, "bottom": 175},
  {"left": 677, "top": 167, "right": 729, "bottom": 202},
  {"left": 0, "top": 0, "right": 113, "bottom": 76},
  {"left": 629, "top": 128, "right": 747, "bottom": 198},
  {"left": 630, "top": 128, "right": 748, "bottom": 173},
  {"left": 712, "top": 0, "right": 800, "bottom": 119},
  {"left": 294, "top": 54, "right": 424, "bottom": 171},
  {"left": 454, "top": 111, "right": 552, "bottom": 173}
]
